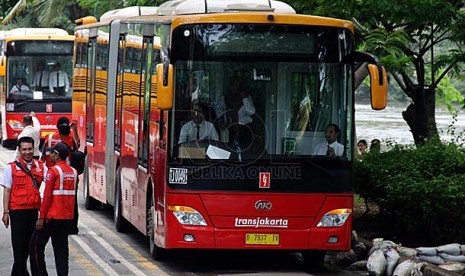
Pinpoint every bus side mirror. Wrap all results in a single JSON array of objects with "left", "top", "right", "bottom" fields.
[
  {"left": 0, "top": 56, "right": 5, "bottom": 76},
  {"left": 368, "top": 64, "right": 388, "bottom": 110},
  {"left": 156, "top": 63, "right": 173, "bottom": 110}
]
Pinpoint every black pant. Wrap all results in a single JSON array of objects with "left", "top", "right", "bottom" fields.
[
  {"left": 10, "top": 209, "right": 38, "bottom": 276},
  {"left": 53, "top": 87, "right": 65, "bottom": 96},
  {"left": 70, "top": 179, "right": 79, "bottom": 234},
  {"left": 230, "top": 123, "right": 254, "bottom": 150},
  {"left": 30, "top": 219, "right": 73, "bottom": 276}
]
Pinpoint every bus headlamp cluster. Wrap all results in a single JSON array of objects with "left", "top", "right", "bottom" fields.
[
  {"left": 317, "top": 208, "right": 351, "bottom": 227},
  {"left": 168, "top": 205, "right": 207, "bottom": 226},
  {"left": 8, "top": 120, "right": 23, "bottom": 130}
]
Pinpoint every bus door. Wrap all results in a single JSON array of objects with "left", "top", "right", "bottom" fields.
[{"left": 222, "top": 65, "right": 271, "bottom": 153}]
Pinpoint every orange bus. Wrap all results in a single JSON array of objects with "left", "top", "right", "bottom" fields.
[
  {"left": 73, "top": 1, "right": 387, "bottom": 267},
  {"left": 0, "top": 28, "right": 74, "bottom": 148}
]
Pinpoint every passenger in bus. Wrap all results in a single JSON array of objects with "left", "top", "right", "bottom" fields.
[
  {"left": 313, "top": 124, "right": 344, "bottom": 156},
  {"left": 9, "top": 78, "right": 30, "bottom": 97},
  {"left": 33, "top": 62, "right": 49, "bottom": 91},
  {"left": 179, "top": 107, "right": 219, "bottom": 144},
  {"left": 226, "top": 76, "right": 256, "bottom": 148},
  {"left": 49, "top": 63, "right": 69, "bottom": 96}
]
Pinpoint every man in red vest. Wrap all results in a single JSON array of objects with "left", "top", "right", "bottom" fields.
[
  {"left": 41, "top": 116, "right": 76, "bottom": 168},
  {"left": 1, "top": 136, "right": 45, "bottom": 276},
  {"left": 30, "top": 142, "right": 77, "bottom": 276},
  {"left": 41, "top": 116, "right": 80, "bottom": 235}
]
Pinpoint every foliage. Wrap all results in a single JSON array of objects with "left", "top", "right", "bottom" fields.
[
  {"left": 3, "top": 0, "right": 164, "bottom": 31},
  {"left": 436, "top": 71, "right": 465, "bottom": 112},
  {"left": 355, "top": 138, "right": 465, "bottom": 244},
  {"left": 287, "top": 0, "right": 465, "bottom": 144}
]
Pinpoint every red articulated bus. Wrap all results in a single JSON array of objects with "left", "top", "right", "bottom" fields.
[
  {"left": 73, "top": 0, "right": 387, "bottom": 267},
  {"left": 0, "top": 28, "right": 74, "bottom": 148}
]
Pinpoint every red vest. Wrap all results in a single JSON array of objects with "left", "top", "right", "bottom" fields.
[
  {"left": 43, "top": 132, "right": 75, "bottom": 168},
  {"left": 44, "top": 163, "right": 77, "bottom": 220},
  {"left": 9, "top": 159, "right": 44, "bottom": 210}
]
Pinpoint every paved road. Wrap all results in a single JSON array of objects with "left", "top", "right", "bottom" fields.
[{"left": 0, "top": 146, "right": 364, "bottom": 275}]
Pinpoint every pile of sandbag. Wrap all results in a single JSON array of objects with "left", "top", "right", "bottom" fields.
[
  {"left": 416, "top": 243, "right": 465, "bottom": 272},
  {"left": 367, "top": 238, "right": 425, "bottom": 276}
]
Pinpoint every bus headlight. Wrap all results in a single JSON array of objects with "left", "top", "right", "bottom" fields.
[
  {"left": 317, "top": 208, "right": 351, "bottom": 227},
  {"left": 168, "top": 205, "right": 207, "bottom": 226},
  {"left": 8, "top": 120, "right": 23, "bottom": 130}
]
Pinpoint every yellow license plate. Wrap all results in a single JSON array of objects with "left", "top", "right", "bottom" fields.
[{"left": 245, "top": 233, "right": 279, "bottom": 245}]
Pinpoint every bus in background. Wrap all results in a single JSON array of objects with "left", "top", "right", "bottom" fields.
[
  {"left": 0, "top": 28, "right": 74, "bottom": 148},
  {"left": 74, "top": 0, "right": 387, "bottom": 268}
]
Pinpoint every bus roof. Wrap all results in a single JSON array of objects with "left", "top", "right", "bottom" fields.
[
  {"left": 157, "top": 0, "right": 295, "bottom": 15},
  {"left": 95, "top": 0, "right": 294, "bottom": 24},
  {"left": 7, "top": 28, "right": 69, "bottom": 37},
  {"left": 100, "top": 6, "right": 158, "bottom": 23},
  {"left": 75, "top": 1, "right": 352, "bottom": 33},
  {"left": 0, "top": 30, "right": 9, "bottom": 39}
]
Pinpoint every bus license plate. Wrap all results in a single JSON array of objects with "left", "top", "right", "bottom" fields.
[{"left": 245, "top": 233, "right": 279, "bottom": 245}]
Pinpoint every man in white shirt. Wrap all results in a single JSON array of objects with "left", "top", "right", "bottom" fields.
[
  {"left": 29, "top": 111, "right": 41, "bottom": 133},
  {"left": 10, "top": 78, "right": 30, "bottom": 94},
  {"left": 49, "top": 63, "right": 69, "bottom": 96},
  {"left": 226, "top": 76, "right": 256, "bottom": 147},
  {"left": 16, "top": 115, "right": 41, "bottom": 159},
  {"left": 179, "top": 109, "right": 219, "bottom": 144},
  {"left": 33, "top": 63, "right": 49, "bottom": 91},
  {"left": 313, "top": 124, "right": 344, "bottom": 157}
]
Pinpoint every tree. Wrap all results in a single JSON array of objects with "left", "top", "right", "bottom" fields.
[
  {"left": 0, "top": 0, "right": 18, "bottom": 20},
  {"left": 2, "top": 0, "right": 164, "bottom": 31},
  {"left": 2, "top": 0, "right": 88, "bottom": 32},
  {"left": 288, "top": 0, "right": 465, "bottom": 144}
]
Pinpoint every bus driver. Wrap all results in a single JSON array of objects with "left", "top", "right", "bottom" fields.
[
  {"left": 179, "top": 107, "right": 219, "bottom": 144},
  {"left": 313, "top": 123, "right": 344, "bottom": 156}
]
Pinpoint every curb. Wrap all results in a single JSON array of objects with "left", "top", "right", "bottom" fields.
[{"left": 358, "top": 237, "right": 462, "bottom": 276}]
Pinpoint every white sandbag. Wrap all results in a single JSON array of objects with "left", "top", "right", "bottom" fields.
[
  {"left": 367, "top": 249, "right": 387, "bottom": 276},
  {"left": 436, "top": 243, "right": 461, "bottom": 256},
  {"left": 439, "top": 262, "right": 465, "bottom": 272},
  {"left": 412, "top": 262, "right": 426, "bottom": 276},
  {"left": 385, "top": 248, "right": 400, "bottom": 276},
  {"left": 438, "top": 252, "right": 465, "bottom": 262},
  {"left": 369, "top": 238, "right": 399, "bottom": 255},
  {"left": 397, "top": 246, "right": 417, "bottom": 258},
  {"left": 393, "top": 259, "right": 414, "bottom": 276},
  {"left": 349, "top": 260, "right": 368, "bottom": 271},
  {"left": 460, "top": 245, "right": 465, "bottom": 255},
  {"left": 416, "top": 247, "right": 437, "bottom": 256},
  {"left": 417, "top": 254, "right": 445, "bottom": 265}
]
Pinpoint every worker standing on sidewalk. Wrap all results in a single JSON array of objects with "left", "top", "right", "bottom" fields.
[
  {"left": 30, "top": 142, "right": 77, "bottom": 276},
  {"left": 1, "top": 136, "right": 45, "bottom": 276}
]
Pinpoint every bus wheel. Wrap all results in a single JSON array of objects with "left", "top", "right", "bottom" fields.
[
  {"left": 302, "top": 250, "right": 326, "bottom": 271},
  {"left": 114, "top": 167, "right": 129, "bottom": 232},
  {"left": 84, "top": 164, "right": 100, "bottom": 210},
  {"left": 147, "top": 191, "right": 165, "bottom": 260}
]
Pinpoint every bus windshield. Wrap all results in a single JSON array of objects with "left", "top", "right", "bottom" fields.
[
  {"left": 169, "top": 24, "right": 354, "bottom": 163},
  {"left": 6, "top": 40, "right": 73, "bottom": 111}
]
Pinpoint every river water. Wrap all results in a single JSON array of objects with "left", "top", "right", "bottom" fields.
[{"left": 355, "top": 103, "right": 465, "bottom": 148}]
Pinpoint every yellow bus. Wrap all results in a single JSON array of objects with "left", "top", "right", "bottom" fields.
[
  {"left": 74, "top": 1, "right": 387, "bottom": 267},
  {"left": 0, "top": 28, "right": 74, "bottom": 148}
]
